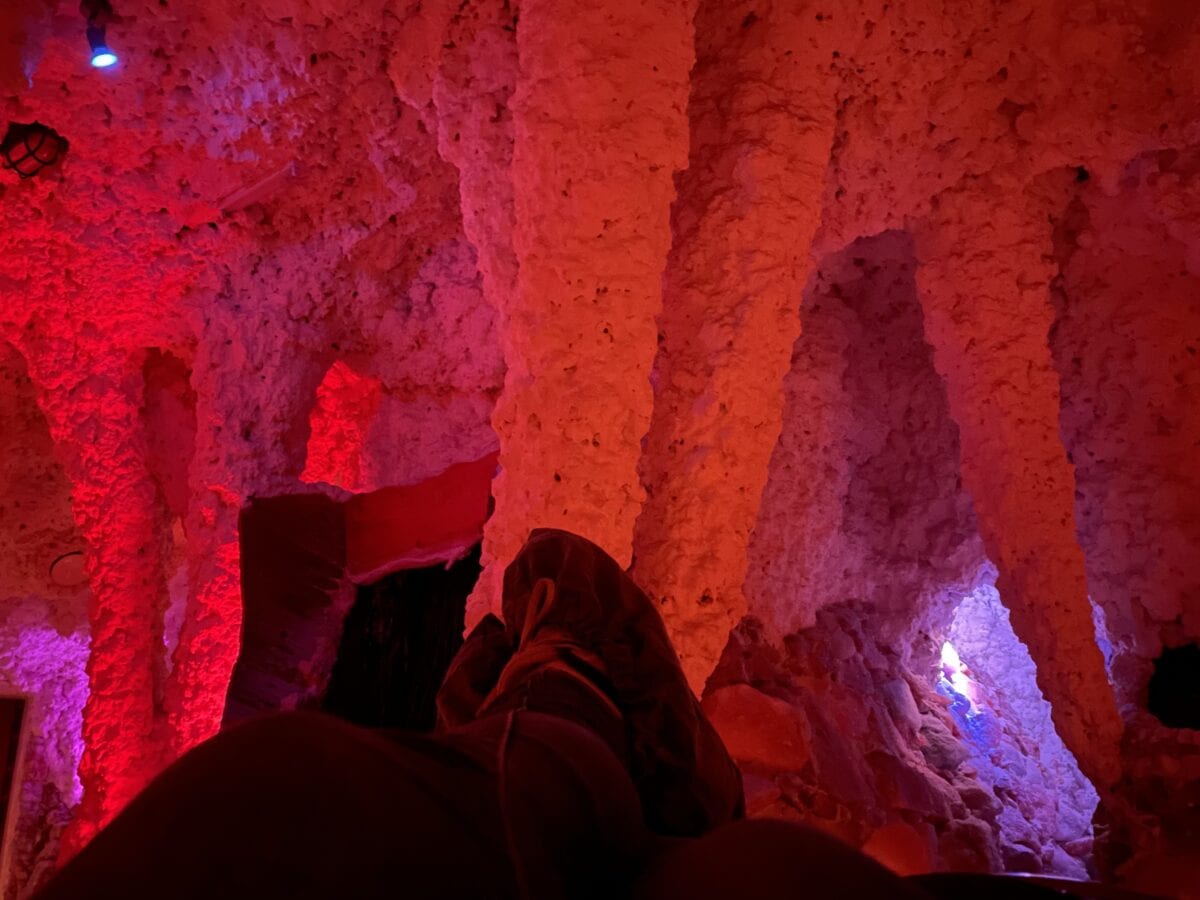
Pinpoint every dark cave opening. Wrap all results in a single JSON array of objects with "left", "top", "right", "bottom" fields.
[{"left": 1147, "top": 643, "right": 1200, "bottom": 730}]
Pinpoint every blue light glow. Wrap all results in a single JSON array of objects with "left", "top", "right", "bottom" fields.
[{"left": 91, "top": 48, "right": 118, "bottom": 68}]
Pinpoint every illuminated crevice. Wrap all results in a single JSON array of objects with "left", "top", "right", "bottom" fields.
[{"left": 940, "top": 571, "right": 1099, "bottom": 876}]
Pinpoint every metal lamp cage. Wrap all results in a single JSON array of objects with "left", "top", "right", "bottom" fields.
[{"left": 1, "top": 123, "right": 69, "bottom": 179}]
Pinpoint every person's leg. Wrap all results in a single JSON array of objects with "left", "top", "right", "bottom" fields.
[
  {"left": 632, "top": 818, "right": 933, "bottom": 900},
  {"left": 441, "top": 530, "right": 932, "bottom": 898},
  {"left": 464, "top": 710, "right": 650, "bottom": 900},
  {"left": 38, "top": 712, "right": 516, "bottom": 899},
  {"left": 40, "top": 528, "right": 933, "bottom": 900},
  {"left": 37, "top": 709, "right": 648, "bottom": 900},
  {"left": 466, "top": 528, "right": 745, "bottom": 837}
]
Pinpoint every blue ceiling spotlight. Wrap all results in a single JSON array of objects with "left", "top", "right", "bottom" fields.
[
  {"left": 81, "top": 0, "right": 118, "bottom": 69},
  {"left": 88, "top": 27, "right": 118, "bottom": 68}
]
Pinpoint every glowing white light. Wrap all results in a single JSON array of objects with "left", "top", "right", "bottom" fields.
[
  {"left": 940, "top": 640, "right": 962, "bottom": 671},
  {"left": 940, "top": 640, "right": 978, "bottom": 710},
  {"left": 91, "top": 49, "right": 118, "bottom": 68}
]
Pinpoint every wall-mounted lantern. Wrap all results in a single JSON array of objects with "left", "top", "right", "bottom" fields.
[{"left": 0, "top": 122, "right": 69, "bottom": 179}]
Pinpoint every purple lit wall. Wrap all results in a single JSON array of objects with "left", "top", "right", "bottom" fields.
[{"left": 0, "top": 604, "right": 89, "bottom": 894}]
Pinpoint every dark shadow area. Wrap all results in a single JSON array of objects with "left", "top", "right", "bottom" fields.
[
  {"left": 1147, "top": 643, "right": 1200, "bottom": 730},
  {"left": 322, "top": 545, "right": 481, "bottom": 731},
  {"left": 911, "top": 872, "right": 1167, "bottom": 898}
]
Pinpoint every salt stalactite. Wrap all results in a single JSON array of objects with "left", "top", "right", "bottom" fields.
[
  {"left": 468, "top": 0, "right": 697, "bottom": 625},
  {"left": 1051, "top": 159, "right": 1200, "bottom": 888},
  {"left": 432, "top": 1, "right": 520, "bottom": 625},
  {"left": 18, "top": 342, "right": 170, "bottom": 856},
  {"left": 631, "top": 1, "right": 836, "bottom": 690},
  {"left": 163, "top": 312, "right": 327, "bottom": 757},
  {"left": 1053, "top": 159, "right": 1200, "bottom": 709},
  {"left": 162, "top": 496, "right": 241, "bottom": 758},
  {"left": 912, "top": 177, "right": 1123, "bottom": 789}
]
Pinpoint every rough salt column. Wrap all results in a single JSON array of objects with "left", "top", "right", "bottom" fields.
[
  {"left": 631, "top": 1, "right": 836, "bottom": 690},
  {"left": 21, "top": 343, "right": 169, "bottom": 855},
  {"left": 431, "top": 1, "right": 519, "bottom": 589},
  {"left": 163, "top": 495, "right": 241, "bottom": 757},
  {"left": 468, "top": 0, "right": 697, "bottom": 624},
  {"left": 913, "top": 179, "right": 1123, "bottom": 788}
]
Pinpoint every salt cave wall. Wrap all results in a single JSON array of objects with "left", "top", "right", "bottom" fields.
[
  {"left": 1, "top": 0, "right": 504, "bottom": 877},
  {"left": 0, "top": 343, "right": 88, "bottom": 895},
  {"left": 1, "top": 0, "right": 1199, "bottom": 896},
  {"left": 714, "top": 231, "right": 1099, "bottom": 878}
]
